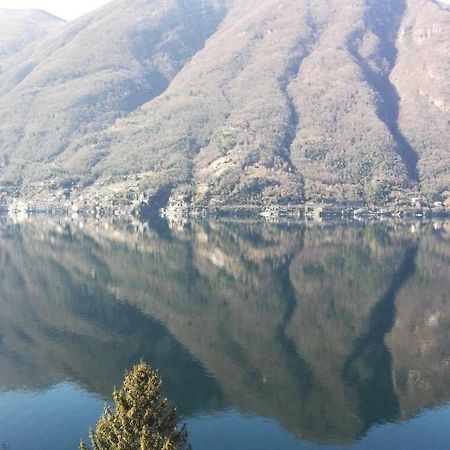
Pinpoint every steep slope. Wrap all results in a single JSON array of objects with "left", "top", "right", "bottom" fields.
[
  {"left": 0, "top": 8, "right": 63, "bottom": 67},
  {"left": 289, "top": 0, "right": 419, "bottom": 202},
  {"left": 83, "top": 0, "right": 416, "bottom": 206},
  {"left": 0, "top": 0, "right": 448, "bottom": 207},
  {"left": 87, "top": 0, "right": 311, "bottom": 206},
  {"left": 392, "top": 0, "right": 450, "bottom": 199},
  {"left": 0, "top": 0, "right": 229, "bottom": 190}
]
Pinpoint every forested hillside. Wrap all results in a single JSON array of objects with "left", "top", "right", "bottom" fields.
[
  {"left": 0, "top": 8, "right": 63, "bottom": 66},
  {"left": 0, "top": 0, "right": 448, "bottom": 209}
]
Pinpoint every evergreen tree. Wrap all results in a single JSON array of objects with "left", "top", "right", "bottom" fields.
[{"left": 80, "top": 362, "right": 190, "bottom": 450}]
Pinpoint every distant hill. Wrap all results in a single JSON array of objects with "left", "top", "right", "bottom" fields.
[
  {"left": 0, "top": 0, "right": 448, "bottom": 209},
  {"left": 436, "top": 0, "right": 450, "bottom": 9},
  {"left": 0, "top": 8, "right": 63, "bottom": 66}
]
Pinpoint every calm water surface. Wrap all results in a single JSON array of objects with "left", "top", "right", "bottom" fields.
[{"left": 0, "top": 217, "right": 449, "bottom": 449}]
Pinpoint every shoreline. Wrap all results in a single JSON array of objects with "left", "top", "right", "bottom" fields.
[{"left": 2, "top": 202, "right": 450, "bottom": 226}]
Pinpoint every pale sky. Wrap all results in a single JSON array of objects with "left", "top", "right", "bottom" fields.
[{"left": 0, "top": 0, "right": 112, "bottom": 20}]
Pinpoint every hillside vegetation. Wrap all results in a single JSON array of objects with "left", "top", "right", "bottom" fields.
[
  {"left": 0, "top": 8, "right": 63, "bottom": 67},
  {"left": 0, "top": 0, "right": 448, "bottom": 208}
]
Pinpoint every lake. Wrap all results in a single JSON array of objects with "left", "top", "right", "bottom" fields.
[{"left": 0, "top": 216, "right": 450, "bottom": 450}]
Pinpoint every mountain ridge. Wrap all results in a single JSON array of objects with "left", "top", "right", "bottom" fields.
[
  {"left": 0, "top": 8, "right": 64, "bottom": 67},
  {"left": 0, "top": 0, "right": 449, "bottom": 211}
]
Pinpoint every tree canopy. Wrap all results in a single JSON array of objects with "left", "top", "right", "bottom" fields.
[{"left": 80, "top": 362, "right": 190, "bottom": 450}]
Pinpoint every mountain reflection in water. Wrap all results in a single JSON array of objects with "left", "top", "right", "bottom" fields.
[{"left": 0, "top": 217, "right": 450, "bottom": 449}]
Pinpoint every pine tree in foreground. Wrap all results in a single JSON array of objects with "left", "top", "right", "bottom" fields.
[{"left": 80, "top": 362, "right": 190, "bottom": 450}]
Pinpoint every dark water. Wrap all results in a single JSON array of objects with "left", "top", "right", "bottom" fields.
[{"left": 0, "top": 217, "right": 450, "bottom": 450}]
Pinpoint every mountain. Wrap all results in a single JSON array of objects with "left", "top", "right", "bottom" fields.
[
  {"left": 392, "top": 0, "right": 450, "bottom": 197},
  {"left": 0, "top": 0, "right": 448, "bottom": 209},
  {"left": 0, "top": 8, "right": 63, "bottom": 66}
]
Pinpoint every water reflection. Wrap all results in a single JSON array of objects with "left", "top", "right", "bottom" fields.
[{"left": 0, "top": 217, "right": 450, "bottom": 448}]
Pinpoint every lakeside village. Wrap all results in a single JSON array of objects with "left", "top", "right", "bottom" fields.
[{"left": 1, "top": 180, "right": 450, "bottom": 222}]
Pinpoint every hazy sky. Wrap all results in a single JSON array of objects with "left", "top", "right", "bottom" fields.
[{"left": 0, "top": 0, "right": 111, "bottom": 20}]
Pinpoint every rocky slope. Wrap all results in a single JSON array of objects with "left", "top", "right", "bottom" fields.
[
  {"left": 0, "top": 0, "right": 448, "bottom": 208},
  {"left": 392, "top": 0, "right": 450, "bottom": 197}
]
